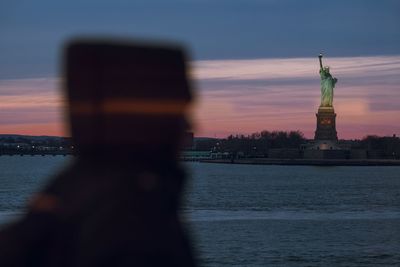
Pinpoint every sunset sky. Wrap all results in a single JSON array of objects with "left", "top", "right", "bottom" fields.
[{"left": 1, "top": 0, "right": 399, "bottom": 139}]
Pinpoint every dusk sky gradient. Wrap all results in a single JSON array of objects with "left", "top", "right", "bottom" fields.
[{"left": 1, "top": 0, "right": 399, "bottom": 138}]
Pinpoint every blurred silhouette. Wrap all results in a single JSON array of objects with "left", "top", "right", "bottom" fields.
[{"left": 0, "top": 39, "right": 197, "bottom": 266}]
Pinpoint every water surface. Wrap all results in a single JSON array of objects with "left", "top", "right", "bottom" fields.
[{"left": 0, "top": 157, "right": 399, "bottom": 266}]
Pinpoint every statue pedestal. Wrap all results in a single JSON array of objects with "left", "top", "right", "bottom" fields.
[{"left": 314, "top": 107, "right": 338, "bottom": 141}]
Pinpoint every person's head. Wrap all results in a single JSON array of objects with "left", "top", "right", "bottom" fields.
[{"left": 64, "top": 39, "right": 193, "bottom": 161}]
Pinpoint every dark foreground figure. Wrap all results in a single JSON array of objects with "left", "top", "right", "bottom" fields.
[{"left": 0, "top": 40, "right": 197, "bottom": 267}]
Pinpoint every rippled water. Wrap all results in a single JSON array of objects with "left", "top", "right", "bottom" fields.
[
  {"left": 0, "top": 156, "right": 70, "bottom": 214},
  {"left": 0, "top": 157, "right": 399, "bottom": 266},
  {"left": 184, "top": 163, "right": 400, "bottom": 266}
]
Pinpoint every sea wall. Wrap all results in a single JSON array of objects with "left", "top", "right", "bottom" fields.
[{"left": 303, "top": 149, "right": 348, "bottom": 159}]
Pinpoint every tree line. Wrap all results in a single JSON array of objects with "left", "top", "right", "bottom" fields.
[
  {"left": 194, "top": 131, "right": 400, "bottom": 158},
  {"left": 195, "top": 130, "right": 306, "bottom": 156}
]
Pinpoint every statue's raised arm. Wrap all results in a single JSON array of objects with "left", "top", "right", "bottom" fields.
[
  {"left": 318, "top": 53, "right": 323, "bottom": 70},
  {"left": 318, "top": 53, "right": 337, "bottom": 107}
]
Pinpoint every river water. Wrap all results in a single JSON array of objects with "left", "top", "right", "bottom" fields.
[{"left": 0, "top": 156, "right": 399, "bottom": 266}]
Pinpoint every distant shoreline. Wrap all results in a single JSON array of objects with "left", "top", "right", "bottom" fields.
[
  {"left": 201, "top": 158, "right": 400, "bottom": 166},
  {"left": 0, "top": 152, "right": 73, "bottom": 156},
  {"left": 2, "top": 155, "right": 399, "bottom": 166}
]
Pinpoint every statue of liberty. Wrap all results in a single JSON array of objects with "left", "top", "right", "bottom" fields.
[{"left": 318, "top": 53, "right": 337, "bottom": 107}]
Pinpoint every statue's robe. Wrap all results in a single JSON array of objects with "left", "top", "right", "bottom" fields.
[{"left": 320, "top": 69, "right": 337, "bottom": 107}]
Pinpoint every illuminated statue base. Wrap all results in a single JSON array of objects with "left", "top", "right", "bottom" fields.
[{"left": 314, "top": 106, "right": 338, "bottom": 141}]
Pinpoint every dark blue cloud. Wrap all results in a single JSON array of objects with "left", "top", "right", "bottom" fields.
[{"left": 0, "top": 0, "right": 399, "bottom": 79}]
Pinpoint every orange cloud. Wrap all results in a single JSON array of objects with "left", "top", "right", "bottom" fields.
[
  {"left": 192, "top": 56, "right": 400, "bottom": 138},
  {"left": 1, "top": 56, "right": 400, "bottom": 139}
]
